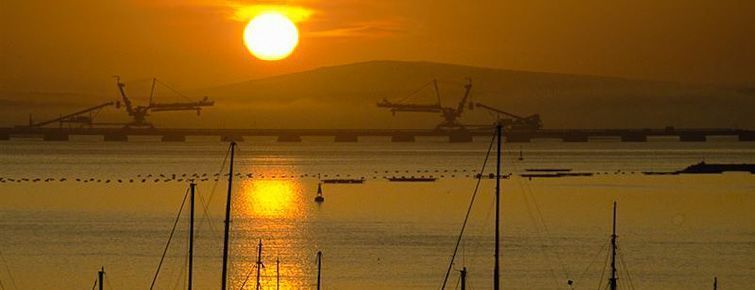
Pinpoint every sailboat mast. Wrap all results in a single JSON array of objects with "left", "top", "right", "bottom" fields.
[
  {"left": 256, "top": 240, "right": 263, "bottom": 290},
  {"left": 188, "top": 183, "right": 196, "bottom": 290},
  {"left": 98, "top": 267, "right": 105, "bottom": 290},
  {"left": 276, "top": 257, "right": 280, "bottom": 290},
  {"left": 316, "top": 251, "right": 322, "bottom": 290},
  {"left": 493, "top": 123, "right": 502, "bottom": 290},
  {"left": 609, "top": 201, "right": 618, "bottom": 290},
  {"left": 460, "top": 267, "right": 467, "bottom": 290},
  {"left": 221, "top": 142, "right": 236, "bottom": 290}
]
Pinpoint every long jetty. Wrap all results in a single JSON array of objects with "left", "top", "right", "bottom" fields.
[{"left": 1, "top": 127, "right": 753, "bottom": 143}]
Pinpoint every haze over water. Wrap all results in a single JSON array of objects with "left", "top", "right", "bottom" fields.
[{"left": 0, "top": 139, "right": 753, "bottom": 289}]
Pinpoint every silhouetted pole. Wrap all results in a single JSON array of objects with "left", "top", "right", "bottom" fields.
[
  {"left": 316, "top": 251, "right": 322, "bottom": 290},
  {"left": 713, "top": 276, "right": 717, "bottom": 290},
  {"left": 188, "top": 183, "right": 196, "bottom": 290},
  {"left": 494, "top": 123, "right": 501, "bottom": 290},
  {"left": 256, "top": 240, "right": 263, "bottom": 290},
  {"left": 460, "top": 267, "right": 467, "bottom": 290},
  {"left": 609, "top": 201, "right": 618, "bottom": 290},
  {"left": 98, "top": 267, "right": 105, "bottom": 290},
  {"left": 221, "top": 142, "right": 236, "bottom": 290},
  {"left": 276, "top": 257, "right": 280, "bottom": 290}
]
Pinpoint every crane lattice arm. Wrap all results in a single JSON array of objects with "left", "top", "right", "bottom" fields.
[
  {"left": 113, "top": 76, "right": 214, "bottom": 127},
  {"left": 29, "top": 101, "right": 118, "bottom": 127}
]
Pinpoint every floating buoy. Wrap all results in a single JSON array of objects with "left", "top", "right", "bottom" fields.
[{"left": 314, "top": 182, "right": 325, "bottom": 203}]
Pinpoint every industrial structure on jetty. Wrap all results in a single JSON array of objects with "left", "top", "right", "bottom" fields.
[{"left": 3, "top": 77, "right": 754, "bottom": 143}]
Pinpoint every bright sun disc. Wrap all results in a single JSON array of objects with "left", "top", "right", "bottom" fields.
[{"left": 243, "top": 13, "right": 299, "bottom": 61}]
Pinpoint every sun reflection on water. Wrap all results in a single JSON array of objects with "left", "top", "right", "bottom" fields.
[
  {"left": 239, "top": 176, "right": 303, "bottom": 219},
  {"left": 231, "top": 170, "right": 314, "bottom": 289}
]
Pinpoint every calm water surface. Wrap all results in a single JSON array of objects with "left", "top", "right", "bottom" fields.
[{"left": 0, "top": 138, "right": 753, "bottom": 289}]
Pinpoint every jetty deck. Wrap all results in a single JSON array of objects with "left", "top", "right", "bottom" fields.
[{"left": 1, "top": 126, "right": 752, "bottom": 142}]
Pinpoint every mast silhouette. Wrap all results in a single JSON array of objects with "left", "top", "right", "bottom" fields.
[
  {"left": 460, "top": 267, "right": 467, "bottom": 290},
  {"left": 221, "top": 142, "right": 236, "bottom": 290},
  {"left": 493, "top": 123, "right": 502, "bottom": 290},
  {"left": 256, "top": 240, "right": 263, "bottom": 290},
  {"left": 609, "top": 201, "right": 618, "bottom": 290},
  {"left": 276, "top": 257, "right": 280, "bottom": 290},
  {"left": 316, "top": 251, "right": 323, "bottom": 290},
  {"left": 98, "top": 267, "right": 105, "bottom": 290},
  {"left": 188, "top": 183, "right": 196, "bottom": 290}
]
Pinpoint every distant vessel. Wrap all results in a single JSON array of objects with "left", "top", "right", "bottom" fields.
[
  {"left": 518, "top": 146, "right": 524, "bottom": 161},
  {"left": 643, "top": 161, "right": 755, "bottom": 175},
  {"left": 520, "top": 172, "right": 593, "bottom": 178},
  {"left": 678, "top": 161, "right": 755, "bottom": 174},
  {"left": 525, "top": 168, "right": 572, "bottom": 172},
  {"left": 322, "top": 178, "right": 364, "bottom": 184},
  {"left": 315, "top": 182, "right": 325, "bottom": 203},
  {"left": 387, "top": 176, "right": 437, "bottom": 182}
]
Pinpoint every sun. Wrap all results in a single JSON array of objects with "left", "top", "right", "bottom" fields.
[{"left": 243, "top": 12, "right": 299, "bottom": 61}]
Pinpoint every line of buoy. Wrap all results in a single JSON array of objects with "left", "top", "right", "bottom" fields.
[{"left": 0, "top": 169, "right": 656, "bottom": 184}]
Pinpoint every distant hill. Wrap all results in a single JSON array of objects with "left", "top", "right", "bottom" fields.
[
  {"left": 194, "top": 60, "right": 753, "bottom": 129},
  {"left": 2, "top": 60, "right": 752, "bottom": 129}
]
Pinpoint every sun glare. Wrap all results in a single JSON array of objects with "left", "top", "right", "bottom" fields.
[
  {"left": 241, "top": 179, "right": 301, "bottom": 218},
  {"left": 243, "top": 12, "right": 299, "bottom": 61}
]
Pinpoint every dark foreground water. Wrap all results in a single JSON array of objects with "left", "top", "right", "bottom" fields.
[{"left": 0, "top": 138, "right": 753, "bottom": 289}]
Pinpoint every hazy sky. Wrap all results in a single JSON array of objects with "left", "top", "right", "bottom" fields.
[{"left": 2, "top": 0, "right": 754, "bottom": 92}]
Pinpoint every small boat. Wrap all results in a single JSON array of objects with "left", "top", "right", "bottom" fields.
[
  {"left": 387, "top": 176, "right": 437, "bottom": 182},
  {"left": 641, "top": 171, "right": 678, "bottom": 175},
  {"left": 314, "top": 182, "right": 325, "bottom": 203},
  {"left": 517, "top": 146, "right": 524, "bottom": 161},
  {"left": 677, "top": 161, "right": 755, "bottom": 174},
  {"left": 520, "top": 172, "right": 593, "bottom": 178},
  {"left": 322, "top": 178, "right": 364, "bottom": 184},
  {"left": 474, "top": 173, "right": 511, "bottom": 179},
  {"left": 525, "top": 168, "right": 572, "bottom": 172}
]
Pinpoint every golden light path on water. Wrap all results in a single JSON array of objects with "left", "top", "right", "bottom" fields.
[
  {"left": 241, "top": 178, "right": 301, "bottom": 218},
  {"left": 231, "top": 166, "right": 310, "bottom": 290}
]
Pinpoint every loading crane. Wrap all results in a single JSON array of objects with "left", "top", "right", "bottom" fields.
[
  {"left": 377, "top": 78, "right": 472, "bottom": 130},
  {"left": 471, "top": 102, "right": 542, "bottom": 131},
  {"left": 26, "top": 101, "right": 120, "bottom": 128},
  {"left": 115, "top": 76, "right": 214, "bottom": 128}
]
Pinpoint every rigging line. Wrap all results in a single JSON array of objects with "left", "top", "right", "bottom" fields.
[
  {"left": 106, "top": 272, "right": 115, "bottom": 290},
  {"left": 0, "top": 248, "right": 17, "bottom": 290},
  {"left": 170, "top": 232, "right": 191, "bottom": 290},
  {"left": 91, "top": 278, "right": 97, "bottom": 290},
  {"left": 596, "top": 242, "right": 611, "bottom": 290},
  {"left": 509, "top": 159, "right": 570, "bottom": 286},
  {"left": 150, "top": 186, "right": 191, "bottom": 290},
  {"left": 198, "top": 147, "right": 231, "bottom": 237},
  {"left": 196, "top": 189, "right": 217, "bottom": 235},
  {"left": 238, "top": 263, "right": 258, "bottom": 290},
  {"left": 440, "top": 130, "right": 496, "bottom": 290},
  {"left": 154, "top": 78, "right": 193, "bottom": 102},
  {"left": 171, "top": 249, "right": 189, "bottom": 290},
  {"left": 617, "top": 243, "right": 636, "bottom": 290},
  {"left": 520, "top": 179, "right": 572, "bottom": 281},
  {"left": 576, "top": 240, "right": 609, "bottom": 286},
  {"left": 395, "top": 81, "right": 435, "bottom": 104}
]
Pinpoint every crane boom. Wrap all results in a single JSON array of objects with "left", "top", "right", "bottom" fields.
[
  {"left": 472, "top": 102, "right": 543, "bottom": 131},
  {"left": 113, "top": 76, "right": 214, "bottom": 127},
  {"left": 455, "top": 78, "right": 472, "bottom": 116},
  {"left": 29, "top": 101, "right": 117, "bottom": 127},
  {"left": 377, "top": 78, "right": 473, "bottom": 129},
  {"left": 473, "top": 103, "right": 526, "bottom": 120}
]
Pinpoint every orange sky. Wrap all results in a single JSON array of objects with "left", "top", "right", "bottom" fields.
[{"left": 2, "top": 0, "right": 754, "bottom": 93}]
